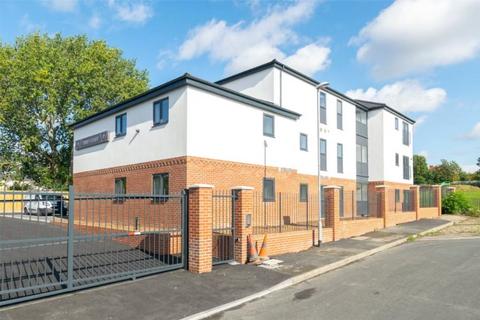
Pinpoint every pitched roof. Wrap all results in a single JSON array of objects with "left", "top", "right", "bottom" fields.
[
  {"left": 355, "top": 99, "right": 415, "bottom": 124},
  {"left": 70, "top": 73, "right": 301, "bottom": 129}
]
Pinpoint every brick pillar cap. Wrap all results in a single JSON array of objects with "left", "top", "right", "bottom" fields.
[
  {"left": 189, "top": 184, "right": 214, "bottom": 189},
  {"left": 375, "top": 185, "right": 387, "bottom": 188},
  {"left": 231, "top": 186, "right": 254, "bottom": 190},
  {"left": 324, "top": 185, "right": 341, "bottom": 189},
  {"left": 410, "top": 185, "right": 420, "bottom": 188}
]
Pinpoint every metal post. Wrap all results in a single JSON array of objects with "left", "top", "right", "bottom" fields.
[
  {"left": 182, "top": 189, "right": 189, "bottom": 270},
  {"left": 67, "top": 185, "right": 75, "bottom": 289}
]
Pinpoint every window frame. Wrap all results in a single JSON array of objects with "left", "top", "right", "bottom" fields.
[
  {"left": 402, "top": 121, "right": 410, "bottom": 146},
  {"left": 395, "top": 117, "right": 399, "bottom": 130},
  {"left": 319, "top": 92, "right": 327, "bottom": 124},
  {"left": 395, "top": 153, "right": 399, "bottom": 166},
  {"left": 336, "top": 100, "right": 343, "bottom": 130},
  {"left": 152, "top": 173, "right": 169, "bottom": 203},
  {"left": 114, "top": 177, "right": 126, "bottom": 203},
  {"left": 320, "top": 139, "right": 327, "bottom": 171},
  {"left": 263, "top": 114, "right": 275, "bottom": 137},
  {"left": 115, "top": 113, "right": 127, "bottom": 137},
  {"left": 263, "top": 177, "right": 275, "bottom": 202},
  {"left": 403, "top": 156, "right": 410, "bottom": 180},
  {"left": 299, "top": 183, "right": 308, "bottom": 202},
  {"left": 153, "top": 97, "right": 169, "bottom": 126},
  {"left": 337, "top": 143, "right": 343, "bottom": 173},
  {"left": 300, "top": 133, "right": 308, "bottom": 151}
]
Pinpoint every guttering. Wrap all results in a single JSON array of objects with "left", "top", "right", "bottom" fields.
[
  {"left": 355, "top": 99, "right": 416, "bottom": 124},
  {"left": 70, "top": 73, "right": 301, "bottom": 129}
]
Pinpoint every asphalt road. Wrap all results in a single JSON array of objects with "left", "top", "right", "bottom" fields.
[{"left": 212, "top": 238, "right": 480, "bottom": 320}]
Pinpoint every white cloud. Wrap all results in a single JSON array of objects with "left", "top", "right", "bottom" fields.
[
  {"left": 42, "top": 0, "right": 77, "bottom": 12},
  {"left": 108, "top": 0, "right": 153, "bottom": 24},
  {"left": 463, "top": 122, "right": 480, "bottom": 140},
  {"left": 88, "top": 14, "right": 101, "bottom": 29},
  {"left": 414, "top": 115, "right": 428, "bottom": 127},
  {"left": 418, "top": 150, "right": 429, "bottom": 158},
  {"left": 20, "top": 14, "right": 44, "bottom": 32},
  {"left": 346, "top": 80, "right": 447, "bottom": 113},
  {"left": 172, "top": 0, "right": 330, "bottom": 76},
  {"left": 351, "top": 0, "right": 480, "bottom": 78}
]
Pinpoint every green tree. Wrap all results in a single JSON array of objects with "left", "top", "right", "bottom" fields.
[
  {"left": 0, "top": 33, "right": 149, "bottom": 188},
  {"left": 413, "top": 154, "right": 431, "bottom": 184},
  {"left": 430, "top": 159, "right": 463, "bottom": 183}
]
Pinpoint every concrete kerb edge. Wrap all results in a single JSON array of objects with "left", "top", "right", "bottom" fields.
[{"left": 180, "top": 219, "right": 454, "bottom": 320}]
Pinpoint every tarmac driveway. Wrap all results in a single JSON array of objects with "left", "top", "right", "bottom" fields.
[{"left": 215, "top": 238, "right": 480, "bottom": 320}]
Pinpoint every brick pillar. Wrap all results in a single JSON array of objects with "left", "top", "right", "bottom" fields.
[
  {"left": 434, "top": 185, "right": 442, "bottom": 216},
  {"left": 232, "top": 186, "right": 254, "bottom": 264},
  {"left": 324, "top": 186, "right": 340, "bottom": 241},
  {"left": 375, "top": 185, "right": 388, "bottom": 228},
  {"left": 410, "top": 185, "right": 420, "bottom": 220},
  {"left": 188, "top": 184, "right": 213, "bottom": 274}
]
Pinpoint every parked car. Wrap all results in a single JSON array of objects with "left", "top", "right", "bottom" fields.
[{"left": 23, "top": 193, "right": 68, "bottom": 216}]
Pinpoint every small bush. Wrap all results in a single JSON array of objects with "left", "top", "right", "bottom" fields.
[{"left": 442, "top": 192, "right": 472, "bottom": 214}]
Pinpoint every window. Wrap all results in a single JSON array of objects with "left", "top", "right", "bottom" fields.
[
  {"left": 320, "top": 139, "right": 327, "bottom": 171},
  {"left": 114, "top": 177, "right": 126, "bottom": 202},
  {"left": 263, "top": 178, "right": 275, "bottom": 202},
  {"left": 300, "top": 184, "right": 308, "bottom": 202},
  {"left": 356, "top": 182, "right": 368, "bottom": 216},
  {"left": 403, "top": 156, "right": 410, "bottom": 180},
  {"left": 395, "top": 117, "right": 399, "bottom": 130},
  {"left": 115, "top": 113, "right": 127, "bottom": 137},
  {"left": 152, "top": 173, "right": 169, "bottom": 202},
  {"left": 395, "top": 153, "right": 399, "bottom": 166},
  {"left": 337, "top": 100, "right": 343, "bottom": 130},
  {"left": 337, "top": 143, "right": 343, "bottom": 173},
  {"left": 319, "top": 92, "right": 327, "bottom": 124},
  {"left": 263, "top": 114, "right": 274, "bottom": 137},
  {"left": 356, "top": 144, "right": 367, "bottom": 163},
  {"left": 395, "top": 189, "right": 400, "bottom": 202},
  {"left": 356, "top": 109, "right": 367, "bottom": 124},
  {"left": 300, "top": 133, "right": 308, "bottom": 151},
  {"left": 402, "top": 122, "right": 410, "bottom": 145},
  {"left": 339, "top": 186, "right": 344, "bottom": 217},
  {"left": 153, "top": 98, "right": 169, "bottom": 126}
]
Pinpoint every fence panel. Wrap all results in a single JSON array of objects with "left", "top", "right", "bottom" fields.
[
  {"left": 420, "top": 187, "right": 438, "bottom": 208},
  {"left": 212, "top": 191, "right": 235, "bottom": 265},
  {"left": 252, "top": 192, "right": 322, "bottom": 234},
  {"left": 0, "top": 188, "right": 185, "bottom": 306},
  {"left": 388, "top": 189, "right": 415, "bottom": 213}
]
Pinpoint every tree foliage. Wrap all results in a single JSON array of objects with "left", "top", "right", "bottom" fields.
[
  {"left": 0, "top": 33, "right": 149, "bottom": 188},
  {"left": 413, "top": 155, "right": 430, "bottom": 184}
]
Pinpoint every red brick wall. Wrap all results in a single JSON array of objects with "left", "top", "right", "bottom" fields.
[
  {"left": 336, "top": 218, "right": 384, "bottom": 239},
  {"left": 251, "top": 230, "right": 316, "bottom": 256}
]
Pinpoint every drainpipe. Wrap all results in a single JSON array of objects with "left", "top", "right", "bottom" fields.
[{"left": 316, "top": 82, "right": 329, "bottom": 246}]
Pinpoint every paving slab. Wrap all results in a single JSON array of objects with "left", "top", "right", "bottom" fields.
[{"left": 0, "top": 218, "right": 451, "bottom": 320}]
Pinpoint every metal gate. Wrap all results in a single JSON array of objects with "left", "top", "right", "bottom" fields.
[
  {"left": 0, "top": 187, "right": 186, "bottom": 306},
  {"left": 212, "top": 191, "right": 236, "bottom": 265}
]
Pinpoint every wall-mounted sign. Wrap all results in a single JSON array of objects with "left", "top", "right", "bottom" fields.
[{"left": 75, "top": 131, "right": 109, "bottom": 150}]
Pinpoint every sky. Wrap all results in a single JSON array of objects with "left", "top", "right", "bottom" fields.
[{"left": 0, "top": 0, "right": 479, "bottom": 171}]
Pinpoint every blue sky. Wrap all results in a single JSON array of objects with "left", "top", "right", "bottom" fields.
[{"left": 1, "top": 0, "right": 479, "bottom": 171}]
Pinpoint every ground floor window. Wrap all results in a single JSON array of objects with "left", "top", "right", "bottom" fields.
[
  {"left": 263, "top": 178, "right": 275, "bottom": 202},
  {"left": 356, "top": 182, "right": 368, "bottom": 216},
  {"left": 300, "top": 184, "right": 308, "bottom": 202},
  {"left": 114, "top": 177, "right": 126, "bottom": 202},
  {"left": 152, "top": 173, "right": 169, "bottom": 202}
]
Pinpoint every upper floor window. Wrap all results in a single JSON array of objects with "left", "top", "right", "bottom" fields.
[
  {"left": 153, "top": 98, "right": 169, "bottom": 126},
  {"left": 395, "top": 153, "right": 399, "bottom": 166},
  {"left": 263, "top": 114, "right": 274, "bottom": 137},
  {"left": 115, "top": 113, "right": 127, "bottom": 137},
  {"left": 403, "top": 156, "right": 410, "bottom": 179},
  {"left": 299, "top": 184, "right": 308, "bottom": 202},
  {"left": 337, "top": 100, "right": 343, "bottom": 130},
  {"left": 320, "top": 139, "right": 327, "bottom": 171},
  {"left": 402, "top": 122, "right": 410, "bottom": 145},
  {"left": 300, "top": 133, "right": 308, "bottom": 151},
  {"left": 263, "top": 178, "right": 275, "bottom": 202},
  {"left": 356, "top": 144, "right": 368, "bottom": 163},
  {"left": 356, "top": 109, "right": 367, "bottom": 124},
  {"left": 319, "top": 92, "right": 327, "bottom": 124},
  {"left": 337, "top": 143, "right": 343, "bottom": 173},
  {"left": 152, "top": 173, "right": 169, "bottom": 202},
  {"left": 395, "top": 117, "right": 399, "bottom": 130}
]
